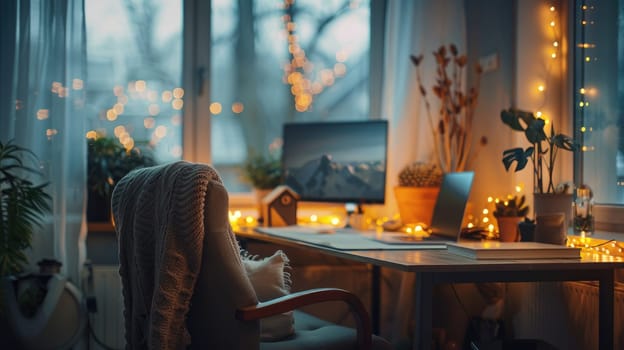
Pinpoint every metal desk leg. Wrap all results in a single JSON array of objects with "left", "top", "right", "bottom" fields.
[
  {"left": 371, "top": 264, "right": 381, "bottom": 335},
  {"left": 412, "top": 272, "right": 433, "bottom": 350},
  {"left": 598, "top": 269, "right": 614, "bottom": 350}
]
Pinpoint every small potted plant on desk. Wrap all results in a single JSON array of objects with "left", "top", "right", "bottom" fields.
[
  {"left": 394, "top": 162, "right": 442, "bottom": 227},
  {"left": 493, "top": 195, "right": 529, "bottom": 242},
  {"left": 500, "top": 108, "right": 578, "bottom": 231}
]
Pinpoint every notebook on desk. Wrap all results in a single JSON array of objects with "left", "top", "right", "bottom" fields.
[{"left": 374, "top": 171, "right": 475, "bottom": 245}]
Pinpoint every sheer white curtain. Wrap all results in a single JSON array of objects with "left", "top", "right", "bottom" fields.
[
  {"left": 379, "top": 0, "right": 466, "bottom": 343},
  {"left": 381, "top": 0, "right": 467, "bottom": 216},
  {"left": 0, "top": 0, "right": 87, "bottom": 283}
]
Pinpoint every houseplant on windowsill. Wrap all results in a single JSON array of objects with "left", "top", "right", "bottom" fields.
[
  {"left": 500, "top": 108, "right": 578, "bottom": 233},
  {"left": 493, "top": 195, "right": 529, "bottom": 242},
  {"left": 243, "top": 153, "right": 282, "bottom": 221},
  {"left": 87, "top": 134, "right": 155, "bottom": 223}
]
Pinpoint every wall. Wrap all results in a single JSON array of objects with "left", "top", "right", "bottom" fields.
[{"left": 465, "top": 0, "right": 517, "bottom": 213}]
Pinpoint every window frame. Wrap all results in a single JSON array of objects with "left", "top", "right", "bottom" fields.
[{"left": 570, "top": 0, "right": 624, "bottom": 236}]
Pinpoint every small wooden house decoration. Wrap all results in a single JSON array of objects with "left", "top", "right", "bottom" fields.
[{"left": 261, "top": 185, "right": 299, "bottom": 227}]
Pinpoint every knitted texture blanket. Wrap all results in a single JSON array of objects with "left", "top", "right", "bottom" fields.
[{"left": 111, "top": 161, "right": 225, "bottom": 349}]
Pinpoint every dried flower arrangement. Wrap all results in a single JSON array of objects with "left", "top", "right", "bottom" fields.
[{"left": 410, "top": 44, "right": 486, "bottom": 173}]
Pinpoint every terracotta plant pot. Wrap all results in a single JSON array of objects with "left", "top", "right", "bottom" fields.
[
  {"left": 496, "top": 216, "right": 523, "bottom": 242},
  {"left": 394, "top": 186, "right": 440, "bottom": 226}
]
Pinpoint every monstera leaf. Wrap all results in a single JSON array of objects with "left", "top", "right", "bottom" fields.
[{"left": 502, "top": 147, "right": 534, "bottom": 172}]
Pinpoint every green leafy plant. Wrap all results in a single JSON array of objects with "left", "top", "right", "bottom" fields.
[
  {"left": 500, "top": 108, "right": 578, "bottom": 194},
  {"left": 243, "top": 154, "right": 282, "bottom": 190},
  {"left": 87, "top": 135, "right": 156, "bottom": 202},
  {"left": 0, "top": 140, "right": 51, "bottom": 276},
  {"left": 410, "top": 44, "right": 486, "bottom": 173},
  {"left": 493, "top": 195, "right": 529, "bottom": 218}
]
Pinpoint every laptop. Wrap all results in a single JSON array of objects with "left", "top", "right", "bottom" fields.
[{"left": 374, "top": 171, "right": 475, "bottom": 245}]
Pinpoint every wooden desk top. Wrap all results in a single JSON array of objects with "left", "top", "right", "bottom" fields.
[{"left": 235, "top": 226, "right": 624, "bottom": 273}]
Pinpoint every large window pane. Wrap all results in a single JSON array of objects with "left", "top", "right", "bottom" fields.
[
  {"left": 85, "top": 0, "right": 183, "bottom": 162},
  {"left": 574, "top": 0, "right": 624, "bottom": 205},
  {"left": 211, "top": 0, "right": 371, "bottom": 192}
]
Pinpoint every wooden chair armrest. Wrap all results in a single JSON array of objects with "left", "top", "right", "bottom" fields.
[{"left": 236, "top": 287, "right": 372, "bottom": 350}]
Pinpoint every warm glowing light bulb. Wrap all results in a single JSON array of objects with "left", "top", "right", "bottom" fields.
[
  {"left": 585, "top": 56, "right": 591, "bottom": 62},
  {"left": 553, "top": 41, "right": 559, "bottom": 47},
  {"left": 232, "top": 102, "right": 244, "bottom": 113},
  {"left": 579, "top": 101, "right": 585, "bottom": 107},
  {"left": 538, "top": 85, "right": 545, "bottom": 92},
  {"left": 580, "top": 88, "right": 586, "bottom": 94},
  {"left": 310, "top": 215, "right": 318, "bottom": 222},
  {"left": 551, "top": 52, "right": 557, "bottom": 59},
  {"left": 209, "top": 102, "right": 222, "bottom": 115},
  {"left": 550, "top": 6, "right": 555, "bottom": 11},
  {"left": 581, "top": 126, "right": 586, "bottom": 132},
  {"left": 536, "top": 111, "right": 543, "bottom": 117},
  {"left": 550, "top": 20, "right": 555, "bottom": 27}
]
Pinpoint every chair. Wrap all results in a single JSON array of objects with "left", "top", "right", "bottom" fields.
[{"left": 111, "top": 161, "right": 391, "bottom": 349}]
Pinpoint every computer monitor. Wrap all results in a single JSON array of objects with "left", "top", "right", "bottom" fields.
[{"left": 281, "top": 120, "right": 388, "bottom": 206}]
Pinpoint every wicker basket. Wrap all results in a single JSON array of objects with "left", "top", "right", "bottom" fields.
[{"left": 394, "top": 186, "right": 440, "bottom": 226}]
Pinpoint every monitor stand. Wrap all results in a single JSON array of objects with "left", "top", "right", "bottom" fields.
[{"left": 344, "top": 202, "right": 364, "bottom": 229}]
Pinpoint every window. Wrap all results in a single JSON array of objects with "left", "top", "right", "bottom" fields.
[
  {"left": 574, "top": 0, "right": 624, "bottom": 232},
  {"left": 210, "top": 0, "right": 372, "bottom": 192},
  {"left": 85, "top": 0, "right": 375, "bottom": 195},
  {"left": 85, "top": 0, "right": 183, "bottom": 162}
]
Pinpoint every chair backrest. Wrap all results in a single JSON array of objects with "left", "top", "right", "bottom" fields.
[{"left": 112, "top": 161, "right": 260, "bottom": 349}]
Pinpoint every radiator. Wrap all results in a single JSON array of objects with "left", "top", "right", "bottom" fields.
[
  {"left": 509, "top": 281, "right": 623, "bottom": 350},
  {"left": 562, "top": 282, "right": 624, "bottom": 350},
  {"left": 90, "top": 265, "right": 125, "bottom": 350}
]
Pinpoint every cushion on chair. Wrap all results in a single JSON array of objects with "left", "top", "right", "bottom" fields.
[
  {"left": 261, "top": 311, "right": 392, "bottom": 350},
  {"left": 243, "top": 250, "right": 295, "bottom": 341}
]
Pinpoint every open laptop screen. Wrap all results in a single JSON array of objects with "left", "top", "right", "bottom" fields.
[{"left": 428, "top": 171, "right": 475, "bottom": 240}]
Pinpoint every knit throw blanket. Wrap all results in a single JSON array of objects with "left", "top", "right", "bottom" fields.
[{"left": 111, "top": 161, "right": 226, "bottom": 349}]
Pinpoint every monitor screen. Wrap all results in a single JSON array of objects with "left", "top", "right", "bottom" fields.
[{"left": 282, "top": 120, "right": 388, "bottom": 204}]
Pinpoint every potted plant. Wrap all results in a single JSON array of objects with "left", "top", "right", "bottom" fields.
[
  {"left": 394, "top": 162, "right": 442, "bottom": 226},
  {"left": 500, "top": 108, "right": 578, "bottom": 233},
  {"left": 0, "top": 140, "right": 51, "bottom": 277},
  {"left": 243, "top": 153, "right": 282, "bottom": 220},
  {"left": 87, "top": 134, "right": 155, "bottom": 222},
  {"left": 410, "top": 44, "right": 487, "bottom": 173},
  {"left": 493, "top": 195, "right": 529, "bottom": 242}
]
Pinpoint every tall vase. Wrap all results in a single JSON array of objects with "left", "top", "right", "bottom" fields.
[{"left": 533, "top": 193, "right": 573, "bottom": 244}]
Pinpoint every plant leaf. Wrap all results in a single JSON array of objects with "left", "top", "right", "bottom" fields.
[
  {"left": 552, "top": 134, "right": 578, "bottom": 151},
  {"left": 502, "top": 147, "right": 534, "bottom": 172},
  {"left": 525, "top": 118, "right": 547, "bottom": 144}
]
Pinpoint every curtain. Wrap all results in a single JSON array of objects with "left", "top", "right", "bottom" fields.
[
  {"left": 381, "top": 0, "right": 467, "bottom": 216},
  {"left": 0, "top": 0, "right": 87, "bottom": 283},
  {"left": 379, "top": 0, "right": 466, "bottom": 344}
]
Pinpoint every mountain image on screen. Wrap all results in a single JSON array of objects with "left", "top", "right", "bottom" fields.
[{"left": 285, "top": 153, "right": 385, "bottom": 201}]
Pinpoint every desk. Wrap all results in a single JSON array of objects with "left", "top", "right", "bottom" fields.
[{"left": 236, "top": 227, "right": 624, "bottom": 350}]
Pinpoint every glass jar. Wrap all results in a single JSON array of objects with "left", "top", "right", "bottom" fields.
[{"left": 573, "top": 184, "right": 594, "bottom": 236}]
